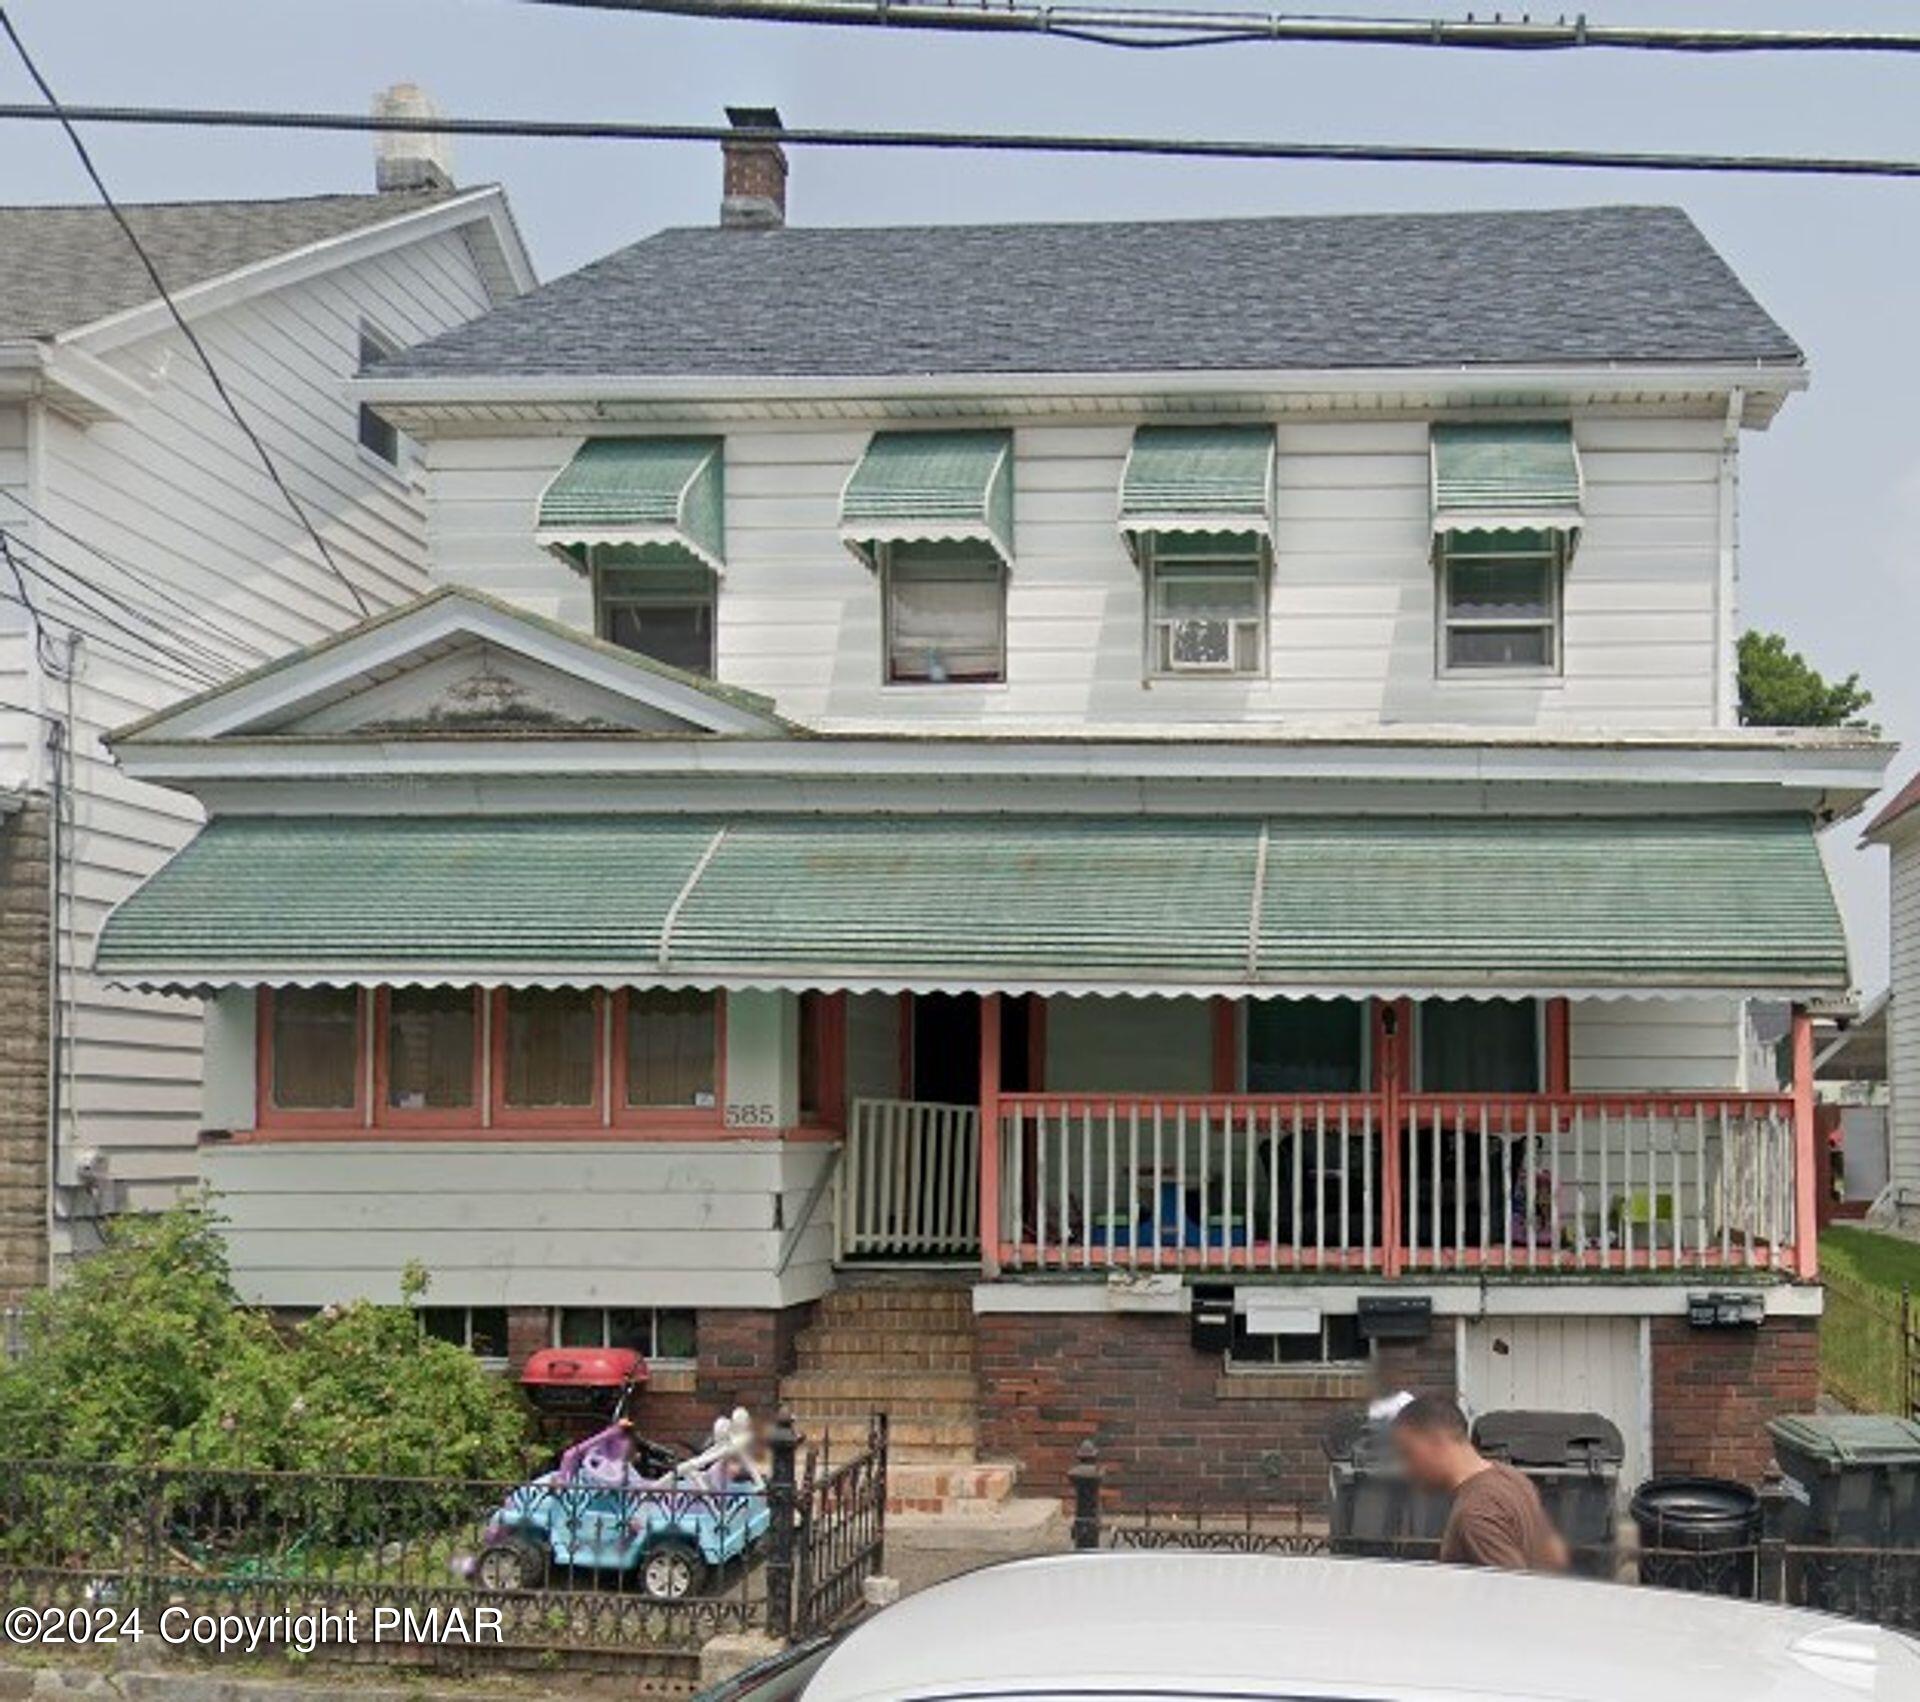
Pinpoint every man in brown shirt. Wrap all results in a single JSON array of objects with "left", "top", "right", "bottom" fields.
[{"left": 1391, "top": 1394, "right": 1569, "bottom": 1572}]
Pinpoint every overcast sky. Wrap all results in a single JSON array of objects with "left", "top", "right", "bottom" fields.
[{"left": 4, "top": 0, "right": 1911, "bottom": 991}]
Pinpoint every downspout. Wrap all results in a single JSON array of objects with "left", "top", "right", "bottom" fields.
[{"left": 1715, "top": 388, "right": 1745, "bottom": 729}]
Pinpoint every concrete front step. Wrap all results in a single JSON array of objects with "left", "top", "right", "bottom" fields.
[{"left": 887, "top": 1497, "right": 1068, "bottom": 1552}]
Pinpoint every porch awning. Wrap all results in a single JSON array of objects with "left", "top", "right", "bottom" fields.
[
  {"left": 841, "top": 430, "right": 1014, "bottom": 569},
  {"left": 536, "top": 437, "right": 726, "bottom": 572},
  {"left": 1430, "top": 421, "right": 1583, "bottom": 536},
  {"left": 1119, "top": 425, "right": 1275, "bottom": 559},
  {"left": 96, "top": 812, "right": 1847, "bottom": 1001}
]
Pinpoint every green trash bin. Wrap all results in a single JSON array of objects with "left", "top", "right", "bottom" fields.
[{"left": 1768, "top": 1414, "right": 1920, "bottom": 1619}]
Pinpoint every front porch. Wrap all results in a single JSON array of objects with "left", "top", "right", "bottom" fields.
[{"left": 837, "top": 993, "right": 1816, "bottom": 1281}]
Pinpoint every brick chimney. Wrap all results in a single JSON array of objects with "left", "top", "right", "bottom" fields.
[
  {"left": 721, "top": 107, "right": 787, "bottom": 229},
  {"left": 374, "top": 84, "right": 454, "bottom": 193}
]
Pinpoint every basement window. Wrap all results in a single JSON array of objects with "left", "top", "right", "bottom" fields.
[
  {"left": 1228, "top": 1308, "right": 1368, "bottom": 1371},
  {"left": 418, "top": 1305, "right": 510, "bottom": 1368},
  {"left": 556, "top": 1306, "right": 698, "bottom": 1367}
]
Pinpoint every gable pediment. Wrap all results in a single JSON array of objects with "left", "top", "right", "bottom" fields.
[{"left": 113, "top": 586, "right": 789, "bottom": 747}]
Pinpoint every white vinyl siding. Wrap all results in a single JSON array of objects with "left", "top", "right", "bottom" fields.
[
  {"left": 201, "top": 1139, "right": 836, "bottom": 1310},
  {"left": 1568, "top": 997, "right": 1745, "bottom": 1093},
  {"left": 1889, "top": 838, "right": 1920, "bottom": 1194},
  {"left": 0, "top": 404, "right": 35, "bottom": 792},
  {"left": 425, "top": 413, "right": 1728, "bottom": 730},
  {"left": 26, "top": 228, "right": 500, "bottom": 1240}
]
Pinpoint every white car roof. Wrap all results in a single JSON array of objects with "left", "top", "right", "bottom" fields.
[{"left": 804, "top": 1553, "right": 1919, "bottom": 1702}]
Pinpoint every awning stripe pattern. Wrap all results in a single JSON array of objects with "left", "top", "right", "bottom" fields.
[
  {"left": 1119, "top": 425, "right": 1275, "bottom": 556},
  {"left": 841, "top": 430, "right": 1014, "bottom": 567},
  {"left": 95, "top": 811, "right": 1847, "bottom": 999},
  {"left": 536, "top": 437, "right": 726, "bottom": 571},
  {"left": 1430, "top": 421, "right": 1583, "bottom": 535}
]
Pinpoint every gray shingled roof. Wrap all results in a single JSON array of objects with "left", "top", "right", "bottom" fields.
[
  {"left": 0, "top": 190, "right": 459, "bottom": 344},
  {"left": 371, "top": 204, "right": 1799, "bottom": 383}
]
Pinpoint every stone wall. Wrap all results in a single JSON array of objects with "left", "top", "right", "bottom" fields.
[{"left": 0, "top": 799, "right": 49, "bottom": 1305}]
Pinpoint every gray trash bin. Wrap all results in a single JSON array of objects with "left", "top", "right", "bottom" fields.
[
  {"left": 1473, "top": 1409, "right": 1624, "bottom": 1577},
  {"left": 1324, "top": 1411, "right": 1448, "bottom": 1557},
  {"left": 1769, "top": 1414, "right": 1920, "bottom": 1619}
]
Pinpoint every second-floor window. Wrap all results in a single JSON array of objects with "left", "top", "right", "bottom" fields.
[
  {"left": 1145, "top": 534, "right": 1267, "bottom": 678},
  {"left": 596, "top": 555, "right": 716, "bottom": 677},
  {"left": 357, "top": 325, "right": 404, "bottom": 469},
  {"left": 883, "top": 540, "right": 1006, "bottom": 685},
  {"left": 1437, "top": 529, "right": 1563, "bottom": 674}
]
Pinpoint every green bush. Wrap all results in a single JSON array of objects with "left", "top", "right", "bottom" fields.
[{"left": 0, "top": 1204, "right": 534, "bottom": 1481}]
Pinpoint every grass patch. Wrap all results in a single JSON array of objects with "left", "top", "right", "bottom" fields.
[
  {"left": 1820, "top": 1229, "right": 1919, "bottom": 1413},
  {"left": 1823, "top": 1227, "right": 1920, "bottom": 1295}
]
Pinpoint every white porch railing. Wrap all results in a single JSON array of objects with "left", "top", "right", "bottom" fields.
[
  {"left": 993, "top": 1091, "right": 1802, "bottom": 1275},
  {"left": 837, "top": 1097, "right": 981, "bottom": 1261}
]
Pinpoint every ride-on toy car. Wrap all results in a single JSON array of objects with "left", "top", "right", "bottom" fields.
[{"left": 469, "top": 1407, "right": 770, "bottom": 1600}]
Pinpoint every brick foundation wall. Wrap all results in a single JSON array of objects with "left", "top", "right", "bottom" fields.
[
  {"left": 977, "top": 1310, "right": 1455, "bottom": 1506},
  {"left": 1651, "top": 1314, "right": 1819, "bottom": 1484},
  {"left": 0, "top": 799, "right": 49, "bottom": 1305}
]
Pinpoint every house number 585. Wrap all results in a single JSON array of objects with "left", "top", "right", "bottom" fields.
[{"left": 725, "top": 1102, "right": 777, "bottom": 1128}]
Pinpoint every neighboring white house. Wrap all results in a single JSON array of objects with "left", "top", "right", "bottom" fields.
[
  {"left": 1864, "top": 783, "right": 1920, "bottom": 1229},
  {"left": 0, "top": 117, "right": 534, "bottom": 1297},
  {"left": 93, "top": 120, "right": 1891, "bottom": 1504}
]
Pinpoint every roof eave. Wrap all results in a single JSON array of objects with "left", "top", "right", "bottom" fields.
[{"left": 354, "top": 358, "right": 1808, "bottom": 427}]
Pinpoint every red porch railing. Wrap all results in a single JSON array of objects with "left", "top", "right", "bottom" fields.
[{"left": 991, "top": 1089, "right": 1804, "bottom": 1278}]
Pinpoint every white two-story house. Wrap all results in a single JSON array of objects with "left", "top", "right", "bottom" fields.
[
  {"left": 92, "top": 122, "right": 1889, "bottom": 1508},
  {"left": 0, "top": 114, "right": 533, "bottom": 1305}
]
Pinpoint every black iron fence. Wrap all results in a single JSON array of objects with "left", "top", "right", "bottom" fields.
[
  {"left": 0, "top": 1414, "right": 885, "bottom": 1667},
  {"left": 1066, "top": 1439, "right": 1920, "bottom": 1636}
]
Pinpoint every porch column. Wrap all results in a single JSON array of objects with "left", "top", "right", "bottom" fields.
[
  {"left": 978, "top": 992, "right": 1004, "bottom": 1278},
  {"left": 1790, "top": 1004, "right": 1818, "bottom": 1281}
]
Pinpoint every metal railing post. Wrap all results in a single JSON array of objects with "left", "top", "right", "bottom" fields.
[
  {"left": 1758, "top": 1466, "right": 1792, "bottom": 1606},
  {"left": 766, "top": 1410, "right": 800, "bottom": 1642},
  {"left": 1070, "top": 1437, "right": 1103, "bottom": 1550}
]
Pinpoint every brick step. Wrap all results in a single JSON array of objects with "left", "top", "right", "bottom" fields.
[
  {"left": 795, "top": 1348, "right": 975, "bottom": 1375},
  {"left": 788, "top": 1413, "right": 980, "bottom": 1455},
  {"left": 886, "top": 1458, "right": 1020, "bottom": 1512},
  {"left": 782, "top": 1369, "right": 977, "bottom": 1403},
  {"left": 814, "top": 1289, "right": 973, "bottom": 1322},
  {"left": 798, "top": 1326, "right": 976, "bottom": 1360}
]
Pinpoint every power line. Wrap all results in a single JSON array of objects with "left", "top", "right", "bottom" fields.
[
  {"left": 3, "top": 530, "right": 241, "bottom": 680},
  {"left": 0, "top": 588, "right": 214, "bottom": 692},
  {"left": 0, "top": 8, "right": 372, "bottom": 621},
  {"left": 6, "top": 99, "right": 1920, "bottom": 181},
  {"left": 0, "top": 489, "right": 277, "bottom": 667},
  {"left": 1, "top": 534, "right": 229, "bottom": 690},
  {"left": 508, "top": 0, "right": 1920, "bottom": 56}
]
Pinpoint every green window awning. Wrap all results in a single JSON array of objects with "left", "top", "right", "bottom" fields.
[
  {"left": 97, "top": 812, "right": 1845, "bottom": 1000},
  {"left": 537, "top": 437, "right": 726, "bottom": 573},
  {"left": 841, "top": 430, "right": 1014, "bottom": 569},
  {"left": 1120, "top": 425, "right": 1275, "bottom": 559},
  {"left": 1431, "top": 421, "right": 1583, "bottom": 536}
]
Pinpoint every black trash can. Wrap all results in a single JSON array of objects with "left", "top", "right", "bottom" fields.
[
  {"left": 1473, "top": 1410, "right": 1625, "bottom": 1578},
  {"left": 1324, "top": 1411, "right": 1449, "bottom": 1558},
  {"left": 1630, "top": 1477, "right": 1761, "bottom": 1599},
  {"left": 1768, "top": 1414, "right": 1920, "bottom": 1619}
]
